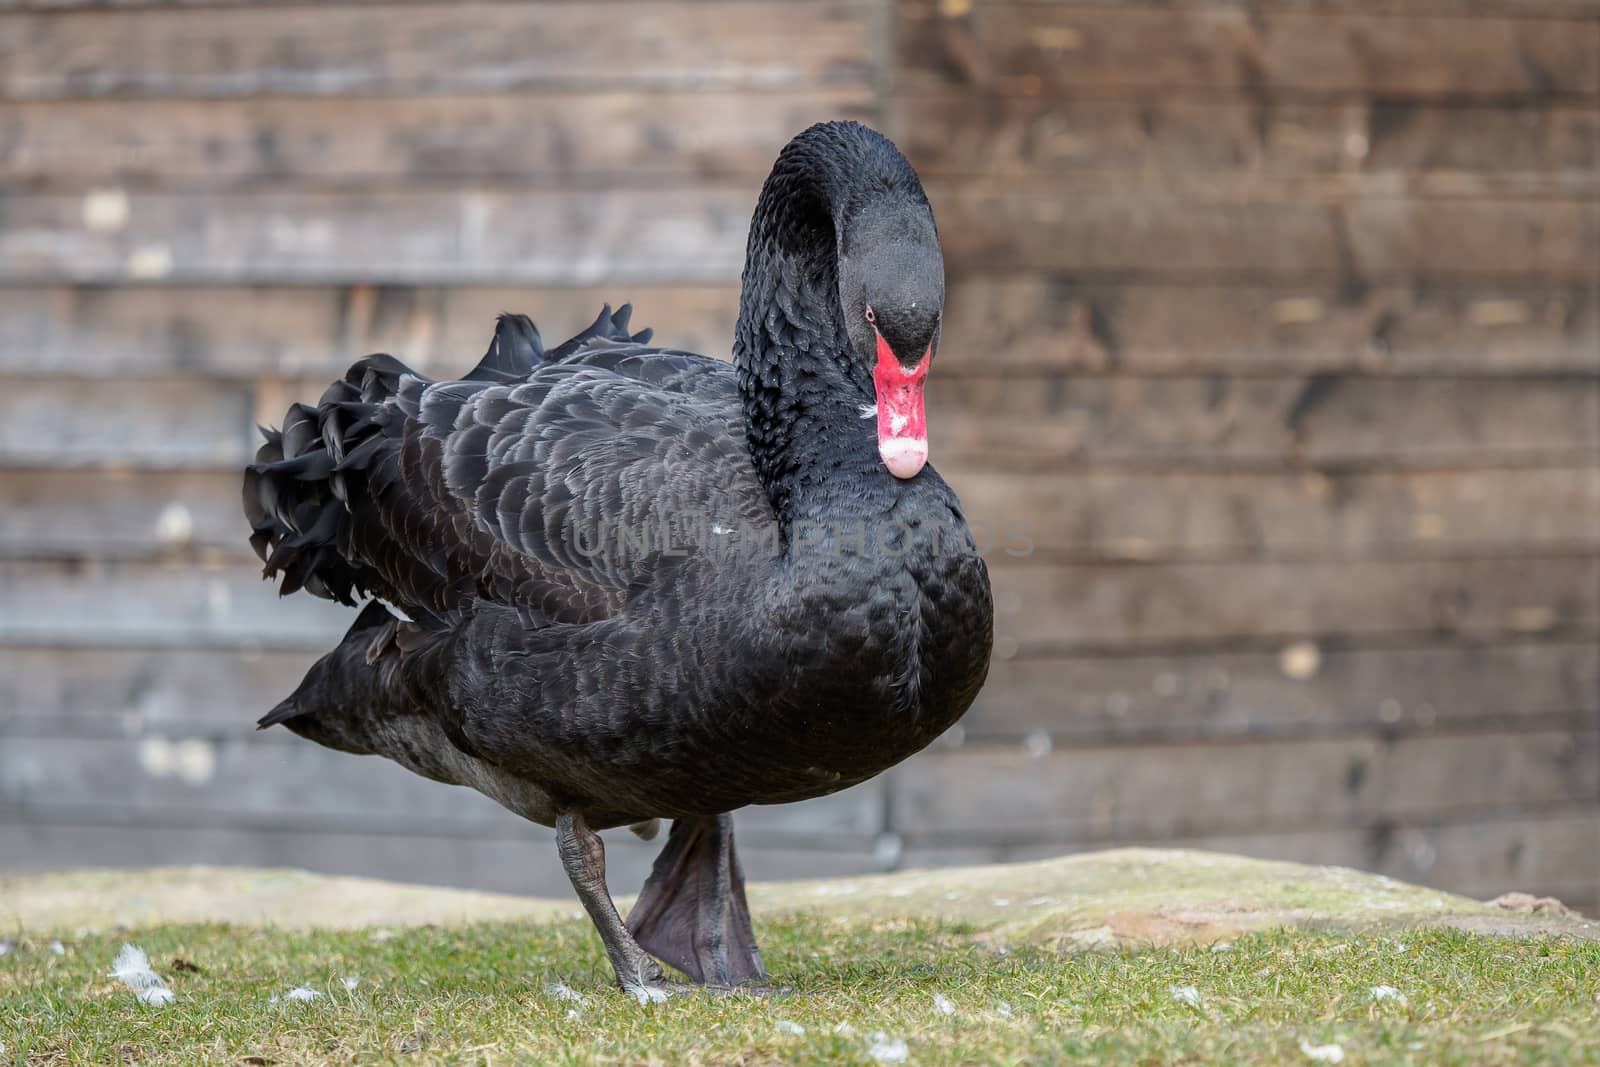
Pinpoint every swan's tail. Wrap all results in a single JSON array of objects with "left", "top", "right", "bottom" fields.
[
  {"left": 241, "top": 349, "right": 410, "bottom": 607},
  {"left": 257, "top": 599, "right": 460, "bottom": 769}
]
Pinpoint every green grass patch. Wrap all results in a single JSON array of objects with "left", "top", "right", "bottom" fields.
[{"left": 3, "top": 917, "right": 1597, "bottom": 1065}]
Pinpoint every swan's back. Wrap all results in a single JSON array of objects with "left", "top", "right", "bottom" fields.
[{"left": 244, "top": 308, "right": 776, "bottom": 635}]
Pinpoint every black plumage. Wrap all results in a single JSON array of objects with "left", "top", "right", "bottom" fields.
[{"left": 243, "top": 122, "right": 993, "bottom": 997}]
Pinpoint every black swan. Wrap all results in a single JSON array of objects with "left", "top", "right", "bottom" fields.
[{"left": 243, "top": 121, "right": 994, "bottom": 998}]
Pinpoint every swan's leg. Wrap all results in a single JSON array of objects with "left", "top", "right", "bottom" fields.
[
  {"left": 626, "top": 813, "right": 767, "bottom": 988},
  {"left": 554, "top": 810, "right": 670, "bottom": 1002}
]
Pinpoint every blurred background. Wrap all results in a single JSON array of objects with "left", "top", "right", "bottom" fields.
[{"left": 0, "top": 1, "right": 1596, "bottom": 912}]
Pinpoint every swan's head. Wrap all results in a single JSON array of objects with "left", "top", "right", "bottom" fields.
[
  {"left": 835, "top": 141, "right": 944, "bottom": 480},
  {"left": 744, "top": 122, "right": 944, "bottom": 481}
]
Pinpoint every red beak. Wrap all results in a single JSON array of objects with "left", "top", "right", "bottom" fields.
[{"left": 872, "top": 333, "right": 930, "bottom": 479}]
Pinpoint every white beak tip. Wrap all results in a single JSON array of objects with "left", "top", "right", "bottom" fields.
[{"left": 879, "top": 437, "right": 929, "bottom": 479}]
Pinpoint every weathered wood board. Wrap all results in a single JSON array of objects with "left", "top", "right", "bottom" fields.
[
  {"left": 0, "top": 188, "right": 756, "bottom": 284},
  {"left": 931, "top": 187, "right": 1597, "bottom": 281},
  {"left": 897, "top": 2, "right": 1600, "bottom": 98},
  {"left": 6, "top": 374, "right": 1592, "bottom": 469},
  {"left": 0, "top": 284, "right": 744, "bottom": 380},
  {"left": 5, "top": 94, "right": 1592, "bottom": 197},
  {"left": 0, "top": 735, "right": 886, "bottom": 844},
  {"left": 5, "top": 465, "right": 1596, "bottom": 564},
  {"left": 4, "top": 556, "right": 1593, "bottom": 653},
  {"left": 0, "top": 2, "right": 876, "bottom": 98},
  {"left": 3, "top": 0, "right": 1597, "bottom": 15},
  {"left": 0, "top": 821, "right": 887, "bottom": 901},
  {"left": 968, "top": 641, "right": 1600, "bottom": 740},
  {"left": 895, "top": 96, "right": 1599, "bottom": 186},
  {"left": 988, "top": 556, "right": 1599, "bottom": 651},
  {"left": 6, "top": 640, "right": 1593, "bottom": 744},
  {"left": 7, "top": 281, "right": 1597, "bottom": 379},
  {"left": 0, "top": 378, "right": 254, "bottom": 467},
  {"left": 931, "top": 375, "right": 1600, "bottom": 469},
  {"left": 0, "top": 645, "right": 322, "bottom": 735},
  {"left": 937, "top": 279, "right": 1600, "bottom": 375},
  {"left": 0, "top": 92, "right": 876, "bottom": 190},
  {"left": 890, "top": 729, "right": 1600, "bottom": 843},
  {"left": 949, "top": 466, "right": 1600, "bottom": 560},
  {"left": 2, "top": 185, "right": 1592, "bottom": 283}
]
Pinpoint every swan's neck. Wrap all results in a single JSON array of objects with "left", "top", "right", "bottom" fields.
[{"left": 733, "top": 244, "right": 879, "bottom": 528}]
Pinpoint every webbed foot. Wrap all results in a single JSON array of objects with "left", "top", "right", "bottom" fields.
[{"left": 627, "top": 813, "right": 768, "bottom": 987}]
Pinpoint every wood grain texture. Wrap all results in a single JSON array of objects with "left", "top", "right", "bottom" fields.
[
  {"left": 1, "top": 184, "right": 1591, "bottom": 284},
  {"left": 8, "top": 465, "right": 1594, "bottom": 563},
  {"left": 0, "top": 735, "right": 884, "bottom": 843},
  {"left": 0, "top": 646, "right": 321, "bottom": 735},
  {"left": 5, "top": 556, "right": 1593, "bottom": 653},
  {"left": 3, "top": 0, "right": 1597, "bottom": 16},
  {"left": 6, "top": 93, "right": 1592, "bottom": 196},
  {"left": 0, "top": 378, "right": 253, "bottom": 467},
  {"left": 932, "top": 186, "right": 1598, "bottom": 281},
  {"left": 0, "top": 469, "right": 252, "bottom": 559},
  {"left": 0, "top": 561, "right": 355, "bottom": 650},
  {"left": 0, "top": 2, "right": 875, "bottom": 99},
  {"left": 0, "top": 821, "right": 887, "bottom": 899},
  {"left": 933, "top": 375, "right": 1600, "bottom": 469},
  {"left": 897, "top": 2, "right": 1600, "bottom": 98},
  {"left": 0, "top": 285, "right": 743, "bottom": 380},
  {"left": 9, "top": 281, "right": 1597, "bottom": 379},
  {"left": 6, "top": 374, "right": 1592, "bottom": 470},
  {"left": 0, "top": 92, "right": 874, "bottom": 191},
  {"left": 896, "top": 96, "right": 1599, "bottom": 187},
  {"left": 0, "top": 188, "right": 754, "bottom": 284},
  {"left": 966, "top": 641, "right": 1600, "bottom": 740},
  {"left": 889, "top": 728, "right": 1600, "bottom": 842},
  {"left": 6, "top": 641, "right": 1592, "bottom": 744},
  {"left": 939, "top": 279, "right": 1600, "bottom": 375},
  {"left": 988, "top": 556, "right": 1600, "bottom": 651},
  {"left": 948, "top": 465, "right": 1600, "bottom": 561}
]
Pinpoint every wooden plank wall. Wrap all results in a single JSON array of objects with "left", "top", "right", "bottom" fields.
[
  {"left": 1, "top": 0, "right": 1597, "bottom": 911},
  {"left": 885, "top": 0, "right": 1600, "bottom": 912}
]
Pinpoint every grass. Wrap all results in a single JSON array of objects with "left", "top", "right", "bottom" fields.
[{"left": 3, "top": 916, "right": 1597, "bottom": 1066}]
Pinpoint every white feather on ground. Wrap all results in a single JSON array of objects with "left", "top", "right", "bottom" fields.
[
  {"left": 544, "top": 982, "right": 585, "bottom": 1004},
  {"left": 1300, "top": 1040, "right": 1346, "bottom": 1063},
  {"left": 107, "top": 945, "right": 175, "bottom": 1006},
  {"left": 1170, "top": 984, "right": 1205, "bottom": 1009},
  {"left": 867, "top": 1034, "right": 909, "bottom": 1063},
  {"left": 271, "top": 986, "right": 323, "bottom": 1003}
]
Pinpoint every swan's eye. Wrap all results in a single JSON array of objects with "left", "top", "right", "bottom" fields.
[{"left": 864, "top": 306, "right": 876, "bottom": 325}]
